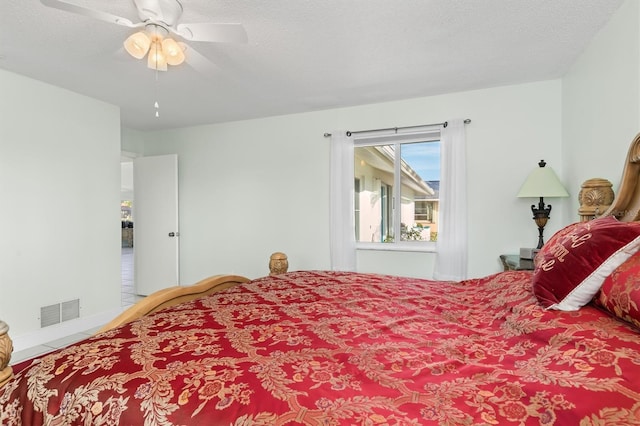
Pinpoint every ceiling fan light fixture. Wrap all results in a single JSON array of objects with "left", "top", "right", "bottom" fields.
[
  {"left": 41, "top": 0, "right": 249, "bottom": 73},
  {"left": 123, "top": 31, "right": 151, "bottom": 59},
  {"left": 147, "top": 41, "right": 168, "bottom": 71},
  {"left": 162, "top": 38, "right": 185, "bottom": 66}
]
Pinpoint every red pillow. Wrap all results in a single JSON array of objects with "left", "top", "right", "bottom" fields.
[
  {"left": 533, "top": 216, "right": 640, "bottom": 311},
  {"left": 532, "top": 221, "right": 582, "bottom": 269},
  {"left": 595, "top": 250, "right": 640, "bottom": 329}
]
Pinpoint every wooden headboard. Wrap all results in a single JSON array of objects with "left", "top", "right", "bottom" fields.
[{"left": 600, "top": 133, "right": 640, "bottom": 221}]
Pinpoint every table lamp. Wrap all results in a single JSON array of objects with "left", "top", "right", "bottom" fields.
[{"left": 517, "top": 160, "right": 569, "bottom": 249}]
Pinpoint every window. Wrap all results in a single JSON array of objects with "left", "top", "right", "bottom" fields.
[
  {"left": 353, "top": 128, "right": 440, "bottom": 247},
  {"left": 330, "top": 119, "right": 466, "bottom": 274}
]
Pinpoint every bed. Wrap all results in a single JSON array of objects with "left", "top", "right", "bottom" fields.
[{"left": 3, "top": 139, "right": 640, "bottom": 424}]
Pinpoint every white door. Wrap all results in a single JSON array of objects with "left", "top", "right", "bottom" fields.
[{"left": 133, "top": 154, "right": 179, "bottom": 295}]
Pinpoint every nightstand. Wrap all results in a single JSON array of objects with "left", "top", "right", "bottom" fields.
[{"left": 499, "top": 254, "right": 534, "bottom": 271}]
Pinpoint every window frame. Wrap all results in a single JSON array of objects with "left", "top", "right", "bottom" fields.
[{"left": 353, "top": 127, "right": 441, "bottom": 253}]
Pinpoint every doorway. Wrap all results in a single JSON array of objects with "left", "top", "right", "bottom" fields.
[
  {"left": 121, "top": 153, "right": 138, "bottom": 306},
  {"left": 120, "top": 152, "right": 180, "bottom": 299}
]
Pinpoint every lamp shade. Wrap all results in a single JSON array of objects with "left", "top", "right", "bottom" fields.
[
  {"left": 147, "top": 41, "right": 168, "bottom": 71},
  {"left": 162, "top": 38, "right": 185, "bottom": 66},
  {"left": 517, "top": 160, "right": 569, "bottom": 198},
  {"left": 123, "top": 31, "right": 151, "bottom": 59},
  {"left": 123, "top": 24, "right": 185, "bottom": 71}
]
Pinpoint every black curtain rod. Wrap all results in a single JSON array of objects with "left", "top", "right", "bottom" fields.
[{"left": 323, "top": 119, "right": 471, "bottom": 138}]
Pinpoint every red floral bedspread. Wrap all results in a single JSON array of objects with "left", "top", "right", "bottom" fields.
[{"left": 2, "top": 270, "right": 640, "bottom": 425}]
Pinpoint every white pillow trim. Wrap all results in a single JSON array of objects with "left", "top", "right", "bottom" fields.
[{"left": 548, "top": 235, "right": 640, "bottom": 311}]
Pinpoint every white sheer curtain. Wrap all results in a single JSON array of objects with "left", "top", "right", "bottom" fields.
[
  {"left": 433, "top": 119, "right": 468, "bottom": 281},
  {"left": 329, "top": 131, "right": 357, "bottom": 271}
]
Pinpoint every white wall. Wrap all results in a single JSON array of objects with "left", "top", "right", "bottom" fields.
[
  {"left": 121, "top": 127, "right": 147, "bottom": 155},
  {"left": 562, "top": 0, "right": 640, "bottom": 215},
  {"left": 141, "top": 80, "right": 565, "bottom": 283},
  {"left": 0, "top": 70, "right": 122, "bottom": 348}
]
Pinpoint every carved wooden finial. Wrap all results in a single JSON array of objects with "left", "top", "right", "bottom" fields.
[
  {"left": 578, "top": 178, "right": 614, "bottom": 222},
  {"left": 0, "top": 320, "right": 13, "bottom": 387},
  {"left": 269, "top": 252, "right": 289, "bottom": 275}
]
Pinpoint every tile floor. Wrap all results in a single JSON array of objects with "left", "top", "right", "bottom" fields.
[
  {"left": 10, "top": 325, "right": 104, "bottom": 364},
  {"left": 121, "top": 246, "right": 138, "bottom": 306},
  {"left": 11, "top": 247, "right": 141, "bottom": 364}
]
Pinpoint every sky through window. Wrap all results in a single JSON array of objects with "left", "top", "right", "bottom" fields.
[{"left": 402, "top": 141, "right": 440, "bottom": 182}]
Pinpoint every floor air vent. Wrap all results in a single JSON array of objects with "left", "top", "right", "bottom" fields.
[{"left": 40, "top": 299, "right": 80, "bottom": 328}]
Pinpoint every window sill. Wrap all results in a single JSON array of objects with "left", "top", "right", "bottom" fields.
[{"left": 356, "top": 242, "right": 437, "bottom": 253}]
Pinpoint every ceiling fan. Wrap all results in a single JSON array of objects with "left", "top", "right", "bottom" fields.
[{"left": 40, "top": 0, "right": 248, "bottom": 71}]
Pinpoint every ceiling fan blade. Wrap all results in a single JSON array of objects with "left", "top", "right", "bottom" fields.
[
  {"left": 174, "top": 23, "right": 248, "bottom": 43},
  {"left": 40, "top": 0, "right": 141, "bottom": 28},
  {"left": 181, "top": 43, "right": 222, "bottom": 75}
]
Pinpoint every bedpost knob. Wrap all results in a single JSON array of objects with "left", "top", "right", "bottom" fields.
[
  {"left": 269, "top": 252, "right": 289, "bottom": 275},
  {"left": 0, "top": 320, "right": 13, "bottom": 387}
]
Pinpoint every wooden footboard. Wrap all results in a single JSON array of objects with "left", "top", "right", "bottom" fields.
[
  {"left": 98, "top": 274, "right": 250, "bottom": 333},
  {"left": 0, "top": 275, "right": 249, "bottom": 391}
]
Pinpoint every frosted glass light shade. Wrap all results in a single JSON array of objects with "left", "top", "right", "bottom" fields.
[
  {"left": 147, "top": 42, "right": 168, "bottom": 71},
  {"left": 517, "top": 160, "right": 569, "bottom": 198},
  {"left": 124, "top": 31, "right": 151, "bottom": 59},
  {"left": 162, "top": 38, "right": 185, "bottom": 66},
  {"left": 124, "top": 26, "right": 184, "bottom": 70}
]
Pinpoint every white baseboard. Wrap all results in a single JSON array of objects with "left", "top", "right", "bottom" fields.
[{"left": 11, "top": 307, "right": 125, "bottom": 352}]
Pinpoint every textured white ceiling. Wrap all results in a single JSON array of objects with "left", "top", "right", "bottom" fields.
[{"left": 0, "top": 0, "right": 625, "bottom": 131}]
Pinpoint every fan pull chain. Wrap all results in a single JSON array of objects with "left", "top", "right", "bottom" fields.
[{"left": 154, "top": 65, "right": 160, "bottom": 118}]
